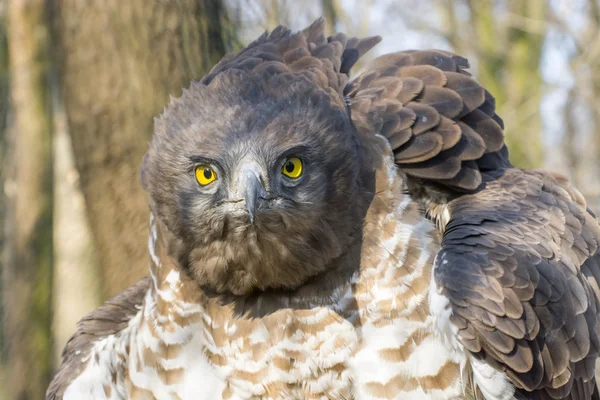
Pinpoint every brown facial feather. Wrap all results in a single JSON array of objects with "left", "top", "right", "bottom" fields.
[{"left": 140, "top": 18, "right": 380, "bottom": 295}]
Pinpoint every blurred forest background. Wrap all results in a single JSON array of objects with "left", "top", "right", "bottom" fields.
[{"left": 1, "top": 0, "right": 599, "bottom": 398}]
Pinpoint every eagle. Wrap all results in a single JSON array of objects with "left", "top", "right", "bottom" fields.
[{"left": 47, "top": 19, "right": 600, "bottom": 400}]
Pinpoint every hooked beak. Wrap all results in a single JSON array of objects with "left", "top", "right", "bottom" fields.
[{"left": 237, "top": 167, "right": 268, "bottom": 224}]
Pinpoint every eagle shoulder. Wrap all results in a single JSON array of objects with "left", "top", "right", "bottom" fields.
[{"left": 45, "top": 276, "right": 151, "bottom": 400}]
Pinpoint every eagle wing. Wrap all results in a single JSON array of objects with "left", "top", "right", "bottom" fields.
[
  {"left": 434, "top": 168, "right": 600, "bottom": 399},
  {"left": 347, "top": 49, "right": 600, "bottom": 398},
  {"left": 45, "top": 276, "right": 151, "bottom": 400},
  {"left": 347, "top": 49, "right": 509, "bottom": 193}
]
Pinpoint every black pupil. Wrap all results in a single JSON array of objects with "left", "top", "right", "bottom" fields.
[
  {"left": 285, "top": 161, "right": 295, "bottom": 173},
  {"left": 203, "top": 168, "right": 212, "bottom": 179}
]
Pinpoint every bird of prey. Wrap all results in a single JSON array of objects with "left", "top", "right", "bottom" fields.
[{"left": 47, "top": 18, "right": 600, "bottom": 400}]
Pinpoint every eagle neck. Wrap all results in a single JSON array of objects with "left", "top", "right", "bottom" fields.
[{"left": 147, "top": 213, "right": 207, "bottom": 317}]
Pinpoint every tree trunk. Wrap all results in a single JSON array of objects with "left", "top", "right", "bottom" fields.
[
  {"left": 502, "top": 0, "right": 546, "bottom": 168},
  {"left": 321, "top": 0, "right": 339, "bottom": 34},
  {"left": 51, "top": 0, "right": 231, "bottom": 298},
  {"left": 52, "top": 95, "right": 102, "bottom": 366},
  {"left": 4, "top": 0, "right": 54, "bottom": 397},
  {"left": 0, "top": 0, "right": 10, "bottom": 395},
  {"left": 461, "top": 0, "right": 547, "bottom": 168}
]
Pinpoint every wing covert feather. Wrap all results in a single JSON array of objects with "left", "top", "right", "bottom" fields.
[
  {"left": 348, "top": 49, "right": 510, "bottom": 192},
  {"left": 434, "top": 169, "right": 600, "bottom": 399}
]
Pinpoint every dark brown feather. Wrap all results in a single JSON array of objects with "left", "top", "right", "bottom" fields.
[
  {"left": 394, "top": 132, "right": 444, "bottom": 164},
  {"left": 434, "top": 168, "right": 600, "bottom": 398},
  {"left": 348, "top": 48, "right": 509, "bottom": 193},
  {"left": 202, "top": 17, "right": 381, "bottom": 113},
  {"left": 435, "top": 117, "right": 462, "bottom": 150},
  {"left": 419, "top": 86, "right": 465, "bottom": 119}
]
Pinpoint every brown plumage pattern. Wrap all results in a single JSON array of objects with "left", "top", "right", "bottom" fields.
[
  {"left": 342, "top": 32, "right": 600, "bottom": 398},
  {"left": 347, "top": 48, "right": 509, "bottom": 192},
  {"left": 45, "top": 18, "right": 600, "bottom": 400},
  {"left": 435, "top": 169, "right": 600, "bottom": 399},
  {"left": 201, "top": 22, "right": 381, "bottom": 109}
]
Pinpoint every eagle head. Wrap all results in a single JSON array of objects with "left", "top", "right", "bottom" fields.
[{"left": 140, "top": 68, "right": 367, "bottom": 295}]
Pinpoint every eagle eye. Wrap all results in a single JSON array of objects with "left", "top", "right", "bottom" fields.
[
  {"left": 282, "top": 156, "right": 303, "bottom": 179},
  {"left": 195, "top": 165, "right": 217, "bottom": 186}
]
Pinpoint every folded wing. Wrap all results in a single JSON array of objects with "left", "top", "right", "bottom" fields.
[{"left": 434, "top": 169, "right": 600, "bottom": 399}]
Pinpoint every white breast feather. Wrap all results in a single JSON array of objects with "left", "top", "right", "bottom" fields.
[{"left": 64, "top": 311, "right": 143, "bottom": 400}]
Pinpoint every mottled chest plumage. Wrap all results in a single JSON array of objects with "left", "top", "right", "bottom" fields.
[
  {"left": 113, "top": 153, "right": 464, "bottom": 400},
  {"left": 60, "top": 133, "right": 467, "bottom": 400}
]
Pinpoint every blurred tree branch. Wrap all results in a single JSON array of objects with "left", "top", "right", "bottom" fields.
[
  {"left": 563, "top": 88, "right": 580, "bottom": 187},
  {"left": 265, "top": 0, "right": 291, "bottom": 29},
  {"left": 553, "top": 0, "right": 600, "bottom": 200},
  {"left": 396, "top": 0, "right": 547, "bottom": 168},
  {"left": 5, "top": 0, "right": 54, "bottom": 397},
  {"left": 0, "top": 0, "right": 8, "bottom": 395},
  {"left": 51, "top": 92, "right": 102, "bottom": 368},
  {"left": 321, "top": 0, "right": 338, "bottom": 34}
]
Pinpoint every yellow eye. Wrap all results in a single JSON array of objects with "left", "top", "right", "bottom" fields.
[
  {"left": 282, "top": 157, "right": 303, "bottom": 179},
  {"left": 195, "top": 165, "right": 217, "bottom": 186}
]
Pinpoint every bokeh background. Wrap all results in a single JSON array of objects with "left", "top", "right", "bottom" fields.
[{"left": 1, "top": 0, "right": 599, "bottom": 398}]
